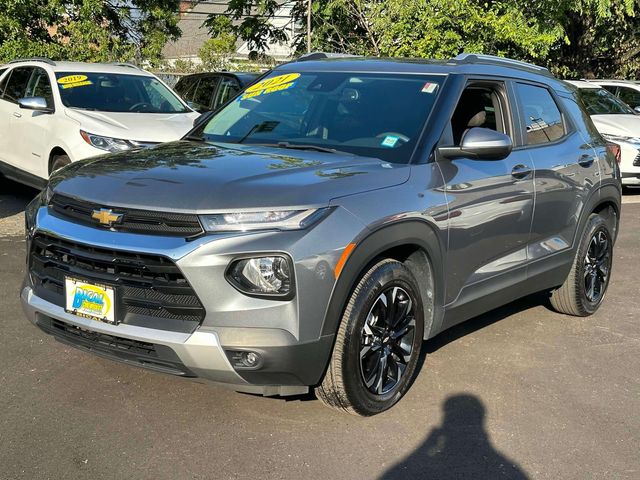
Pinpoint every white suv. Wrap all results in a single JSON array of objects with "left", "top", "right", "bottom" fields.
[
  {"left": 566, "top": 80, "right": 640, "bottom": 186},
  {"left": 595, "top": 79, "right": 640, "bottom": 112},
  {"left": 0, "top": 59, "right": 200, "bottom": 188}
]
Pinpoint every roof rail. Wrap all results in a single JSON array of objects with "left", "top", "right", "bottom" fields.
[
  {"left": 8, "top": 57, "right": 56, "bottom": 66},
  {"left": 108, "top": 62, "right": 142, "bottom": 70},
  {"left": 296, "top": 52, "right": 361, "bottom": 62},
  {"left": 451, "top": 53, "right": 552, "bottom": 77}
]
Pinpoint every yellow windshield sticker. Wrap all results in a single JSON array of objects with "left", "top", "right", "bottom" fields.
[
  {"left": 57, "top": 75, "right": 92, "bottom": 89},
  {"left": 239, "top": 73, "right": 300, "bottom": 100}
]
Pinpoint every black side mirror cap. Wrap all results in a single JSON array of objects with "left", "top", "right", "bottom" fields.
[{"left": 438, "top": 127, "right": 513, "bottom": 161}]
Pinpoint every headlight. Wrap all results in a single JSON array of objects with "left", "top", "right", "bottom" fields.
[
  {"left": 226, "top": 255, "right": 293, "bottom": 298},
  {"left": 199, "top": 208, "right": 329, "bottom": 233},
  {"left": 80, "top": 130, "right": 136, "bottom": 152},
  {"left": 601, "top": 134, "right": 640, "bottom": 145}
]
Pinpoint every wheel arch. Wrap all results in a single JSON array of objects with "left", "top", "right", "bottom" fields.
[
  {"left": 320, "top": 219, "right": 446, "bottom": 341},
  {"left": 48, "top": 147, "right": 69, "bottom": 174}
]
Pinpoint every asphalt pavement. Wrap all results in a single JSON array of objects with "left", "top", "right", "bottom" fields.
[{"left": 1, "top": 177, "right": 638, "bottom": 479}]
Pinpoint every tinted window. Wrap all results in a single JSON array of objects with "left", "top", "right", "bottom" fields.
[
  {"left": 55, "top": 72, "right": 188, "bottom": 113},
  {"left": 199, "top": 71, "right": 443, "bottom": 164},
  {"left": 214, "top": 77, "right": 241, "bottom": 109},
  {"left": 192, "top": 76, "right": 220, "bottom": 111},
  {"left": 174, "top": 76, "right": 199, "bottom": 100},
  {"left": 25, "top": 68, "right": 53, "bottom": 107},
  {"left": 3, "top": 67, "right": 34, "bottom": 103},
  {"left": 578, "top": 87, "right": 634, "bottom": 115},
  {"left": 515, "top": 83, "right": 565, "bottom": 145},
  {"left": 616, "top": 86, "right": 640, "bottom": 109}
]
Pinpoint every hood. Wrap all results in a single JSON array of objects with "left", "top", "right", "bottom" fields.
[
  {"left": 591, "top": 114, "right": 640, "bottom": 137},
  {"left": 65, "top": 108, "right": 201, "bottom": 143},
  {"left": 50, "top": 141, "right": 411, "bottom": 212}
]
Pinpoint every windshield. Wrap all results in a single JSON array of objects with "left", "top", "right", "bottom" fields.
[
  {"left": 579, "top": 87, "right": 635, "bottom": 115},
  {"left": 195, "top": 71, "right": 443, "bottom": 163},
  {"left": 55, "top": 72, "right": 189, "bottom": 113}
]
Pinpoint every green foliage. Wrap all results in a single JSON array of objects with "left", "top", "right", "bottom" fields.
[
  {"left": 0, "top": 0, "right": 180, "bottom": 64},
  {"left": 199, "top": 33, "right": 237, "bottom": 70}
]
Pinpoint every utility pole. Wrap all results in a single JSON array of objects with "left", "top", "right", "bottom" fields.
[{"left": 306, "top": 0, "right": 312, "bottom": 53}]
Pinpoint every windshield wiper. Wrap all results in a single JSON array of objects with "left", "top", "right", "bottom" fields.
[
  {"left": 237, "top": 121, "right": 280, "bottom": 144},
  {"left": 261, "top": 142, "right": 355, "bottom": 156},
  {"left": 184, "top": 134, "right": 205, "bottom": 142}
]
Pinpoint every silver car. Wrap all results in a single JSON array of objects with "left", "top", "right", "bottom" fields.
[{"left": 22, "top": 54, "right": 621, "bottom": 415}]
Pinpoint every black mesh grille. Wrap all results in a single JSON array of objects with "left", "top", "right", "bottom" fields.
[
  {"left": 50, "top": 194, "right": 204, "bottom": 238},
  {"left": 29, "top": 234, "right": 205, "bottom": 333}
]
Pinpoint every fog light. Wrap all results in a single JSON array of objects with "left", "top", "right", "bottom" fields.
[
  {"left": 227, "top": 350, "right": 263, "bottom": 369},
  {"left": 226, "top": 255, "right": 293, "bottom": 298}
]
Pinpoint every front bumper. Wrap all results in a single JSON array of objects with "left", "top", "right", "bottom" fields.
[
  {"left": 21, "top": 284, "right": 319, "bottom": 396},
  {"left": 21, "top": 203, "right": 362, "bottom": 395}
]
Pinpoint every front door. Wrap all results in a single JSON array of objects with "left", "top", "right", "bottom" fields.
[{"left": 437, "top": 81, "right": 535, "bottom": 309}]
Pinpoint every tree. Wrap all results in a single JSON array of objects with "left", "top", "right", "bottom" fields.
[
  {"left": 207, "top": 0, "right": 639, "bottom": 78},
  {"left": 0, "top": 0, "right": 181, "bottom": 64},
  {"left": 199, "top": 33, "right": 237, "bottom": 70}
]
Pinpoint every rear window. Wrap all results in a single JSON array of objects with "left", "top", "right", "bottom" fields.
[
  {"left": 55, "top": 72, "right": 188, "bottom": 113},
  {"left": 515, "top": 83, "right": 566, "bottom": 145},
  {"left": 579, "top": 87, "right": 634, "bottom": 115}
]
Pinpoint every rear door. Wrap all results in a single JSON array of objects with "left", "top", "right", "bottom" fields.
[
  {"left": 213, "top": 76, "right": 242, "bottom": 110},
  {"left": 0, "top": 66, "right": 33, "bottom": 168},
  {"left": 191, "top": 75, "right": 221, "bottom": 111},
  {"left": 512, "top": 82, "right": 600, "bottom": 273}
]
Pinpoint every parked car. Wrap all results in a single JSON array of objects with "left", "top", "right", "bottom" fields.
[
  {"left": 174, "top": 71, "right": 260, "bottom": 113},
  {"left": 566, "top": 80, "right": 640, "bottom": 185},
  {"left": 594, "top": 79, "right": 640, "bottom": 111},
  {"left": 0, "top": 59, "right": 199, "bottom": 189},
  {"left": 22, "top": 54, "right": 620, "bottom": 415}
]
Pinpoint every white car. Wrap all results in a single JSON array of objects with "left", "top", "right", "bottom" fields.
[
  {"left": 595, "top": 79, "right": 640, "bottom": 112},
  {"left": 566, "top": 80, "right": 640, "bottom": 185},
  {"left": 0, "top": 59, "right": 200, "bottom": 188}
]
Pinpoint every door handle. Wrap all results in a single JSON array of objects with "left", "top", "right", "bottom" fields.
[
  {"left": 511, "top": 164, "right": 532, "bottom": 179},
  {"left": 12, "top": 112, "right": 22, "bottom": 118},
  {"left": 578, "top": 154, "right": 596, "bottom": 167}
]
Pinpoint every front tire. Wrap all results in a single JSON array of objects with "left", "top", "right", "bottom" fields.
[
  {"left": 316, "top": 259, "right": 425, "bottom": 416},
  {"left": 550, "top": 213, "right": 613, "bottom": 316}
]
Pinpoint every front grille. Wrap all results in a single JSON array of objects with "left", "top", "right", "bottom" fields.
[
  {"left": 50, "top": 193, "right": 204, "bottom": 238},
  {"left": 633, "top": 152, "right": 640, "bottom": 166},
  {"left": 29, "top": 234, "right": 205, "bottom": 333},
  {"left": 38, "top": 317, "right": 195, "bottom": 377}
]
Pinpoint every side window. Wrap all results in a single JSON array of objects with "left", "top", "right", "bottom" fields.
[
  {"left": 515, "top": 83, "right": 565, "bottom": 145},
  {"left": 0, "top": 68, "right": 9, "bottom": 96},
  {"left": 25, "top": 68, "right": 53, "bottom": 107},
  {"left": 175, "top": 76, "right": 198, "bottom": 101},
  {"left": 3, "top": 67, "right": 34, "bottom": 103},
  {"left": 616, "top": 86, "right": 640, "bottom": 109},
  {"left": 601, "top": 85, "right": 617, "bottom": 96},
  {"left": 450, "top": 85, "right": 508, "bottom": 146},
  {"left": 192, "top": 75, "right": 220, "bottom": 111},
  {"left": 214, "top": 77, "right": 241, "bottom": 109}
]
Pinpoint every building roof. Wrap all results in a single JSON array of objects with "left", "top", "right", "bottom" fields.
[{"left": 163, "top": 1, "right": 296, "bottom": 61}]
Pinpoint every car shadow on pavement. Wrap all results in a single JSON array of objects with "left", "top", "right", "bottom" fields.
[
  {"left": 380, "top": 394, "right": 529, "bottom": 480},
  {"left": 0, "top": 176, "right": 39, "bottom": 219}
]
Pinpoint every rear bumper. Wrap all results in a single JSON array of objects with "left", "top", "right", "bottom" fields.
[{"left": 21, "top": 285, "right": 315, "bottom": 396}]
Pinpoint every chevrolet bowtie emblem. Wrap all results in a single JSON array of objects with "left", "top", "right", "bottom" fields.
[{"left": 91, "top": 208, "right": 123, "bottom": 226}]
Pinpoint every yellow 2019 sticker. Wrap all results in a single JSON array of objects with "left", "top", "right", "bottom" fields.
[
  {"left": 239, "top": 73, "right": 300, "bottom": 100},
  {"left": 57, "top": 74, "right": 93, "bottom": 89}
]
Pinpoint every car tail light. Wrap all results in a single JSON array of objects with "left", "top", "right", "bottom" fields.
[{"left": 606, "top": 142, "right": 621, "bottom": 164}]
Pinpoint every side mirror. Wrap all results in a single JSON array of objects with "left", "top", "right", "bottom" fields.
[
  {"left": 634, "top": 106, "right": 640, "bottom": 114},
  {"left": 438, "top": 127, "right": 513, "bottom": 161},
  {"left": 18, "top": 97, "right": 52, "bottom": 113}
]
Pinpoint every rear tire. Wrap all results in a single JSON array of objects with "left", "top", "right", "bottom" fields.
[
  {"left": 50, "top": 154, "right": 70, "bottom": 175},
  {"left": 550, "top": 213, "right": 613, "bottom": 316},
  {"left": 316, "top": 259, "right": 425, "bottom": 416}
]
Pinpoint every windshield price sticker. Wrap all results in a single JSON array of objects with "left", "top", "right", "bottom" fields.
[
  {"left": 421, "top": 82, "right": 438, "bottom": 94},
  {"left": 57, "top": 74, "right": 93, "bottom": 89},
  {"left": 239, "top": 73, "right": 300, "bottom": 100}
]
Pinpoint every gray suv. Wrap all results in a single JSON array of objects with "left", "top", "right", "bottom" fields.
[{"left": 21, "top": 54, "right": 621, "bottom": 415}]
